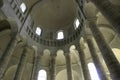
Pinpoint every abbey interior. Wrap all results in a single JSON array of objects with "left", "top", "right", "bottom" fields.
[{"left": 0, "top": 0, "right": 120, "bottom": 80}]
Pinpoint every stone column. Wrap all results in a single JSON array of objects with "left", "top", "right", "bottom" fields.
[
  {"left": 89, "top": 21, "right": 120, "bottom": 80},
  {"left": 64, "top": 53, "right": 73, "bottom": 80},
  {"left": 50, "top": 54, "right": 56, "bottom": 80},
  {"left": 32, "top": 53, "right": 42, "bottom": 80},
  {"left": 76, "top": 44, "right": 91, "bottom": 80},
  {"left": 13, "top": 47, "right": 28, "bottom": 80},
  {"left": 85, "top": 36, "right": 108, "bottom": 80},
  {"left": 31, "top": 53, "right": 37, "bottom": 80},
  {"left": 0, "top": 36, "right": 18, "bottom": 79},
  {"left": 90, "top": 0, "right": 120, "bottom": 34}
]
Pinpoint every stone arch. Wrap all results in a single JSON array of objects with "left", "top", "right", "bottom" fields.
[
  {"left": 96, "top": 12, "right": 110, "bottom": 26},
  {"left": 56, "top": 69, "right": 80, "bottom": 80},
  {"left": 69, "top": 47, "right": 79, "bottom": 64},
  {"left": 99, "top": 26, "right": 115, "bottom": 44},
  {"left": 40, "top": 49, "right": 51, "bottom": 66},
  {"left": 56, "top": 50, "right": 65, "bottom": 66},
  {"left": 85, "top": 2, "right": 98, "bottom": 18},
  {"left": 32, "top": 45, "right": 38, "bottom": 57},
  {"left": 69, "top": 45, "right": 76, "bottom": 52},
  {"left": 3, "top": 65, "right": 17, "bottom": 80}
]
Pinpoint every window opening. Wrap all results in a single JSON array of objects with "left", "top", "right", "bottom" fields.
[
  {"left": 20, "top": 3, "right": 26, "bottom": 13},
  {"left": 35, "top": 27, "right": 42, "bottom": 36},
  {"left": 57, "top": 31, "right": 64, "bottom": 40},
  {"left": 88, "top": 62, "right": 100, "bottom": 80},
  {"left": 74, "top": 18, "right": 80, "bottom": 29},
  {"left": 37, "top": 69, "right": 47, "bottom": 80}
]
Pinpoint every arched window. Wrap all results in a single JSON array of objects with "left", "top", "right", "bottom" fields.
[
  {"left": 88, "top": 62, "right": 100, "bottom": 80},
  {"left": 37, "top": 69, "right": 47, "bottom": 80},
  {"left": 35, "top": 27, "right": 42, "bottom": 36},
  {"left": 20, "top": 3, "right": 26, "bottom": 13},
  {"left": 57, "top": 31, "right": 64, "bottom": 40},
  {"left": 74, "top": 18, "right": 80, "bottom": 29}
]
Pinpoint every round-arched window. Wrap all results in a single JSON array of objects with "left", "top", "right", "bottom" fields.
[
  {"left": 57, "top": 31, "right": 64, "bottom": 40},
  {"left": 74, "top": 18, "right": 80, "bottom": 29},
  {"left": 20, "top": 3, "right": 27, "bottom": 13},
  {"left": 35, "top": 27, "right": 42, "bottom": 36},
  {"left": 37, "top": 69, "right": 47, "bottom": 80}
]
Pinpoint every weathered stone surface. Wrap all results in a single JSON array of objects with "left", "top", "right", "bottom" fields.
[
  {"left": 89, "top": 21, "right": 120, "bottom": 80},
  {"left": 76, "top": 44, "right": 91, "bottom": 80},
  {"left": 90, "top": 0, "right": 120, "bottom": 35}
]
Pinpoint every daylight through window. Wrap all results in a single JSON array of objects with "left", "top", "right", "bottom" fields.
[
  {"left": 74, "top": 18, "right": 80, "bottom": 29},
  {"left": 88, "top": 62, "right": 100, "bottom": 80},
  {"left": 35, "top": 27, "right": 42, "bottom": 36},
  {"left": 37, "top": 70, "right": 47, "bottom": 80},
  {"left": 20, "top": 3, "right": 26, "bottom": 13},
  {"left": 57, "top": 31, "right": 64, "bottom": 39}
]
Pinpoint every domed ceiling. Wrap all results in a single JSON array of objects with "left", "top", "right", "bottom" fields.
[{"left": 31, "top": 0, "right": 77, "bottom": 30}]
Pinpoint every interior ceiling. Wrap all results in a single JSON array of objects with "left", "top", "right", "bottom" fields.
[
  {"left": 31, "top": 0, "right": 77, "bottom": 30},
  {"left": 24, "top": 0, "right": 120, "bottom": 30},
  {"left": 16, "top": 0, "right": 120, "bottom": 68}
]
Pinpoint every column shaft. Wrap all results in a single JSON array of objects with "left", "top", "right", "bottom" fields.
[
  {"left": 0, "top": 37, "right": 17, "bottom": 79},
  {"left": 32, "top": 54, "right": 41, "bottom": 80},
  {"left": 31, "top": 55, "right": 37, "bottom": 80},
  {"left": 76, "top": 44, "right": 91, "bottom": 80},
  {"left": 13, "top": 48, "right": 27, "bottom": 80},
  {"left": 90, "top": 0, "right": 120, "bottom": 34},
  {"left": 89, "top": 21, "right": 120, "bottom": 80},
  {"left": 65, "top": 54, "right": 73, "bottom": 80},
  {"left": 86, "top": 37, "right": 108, "bottom": 80},
  {"left": 50, "top": 56, "right": 56, "bottom": 80}
]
